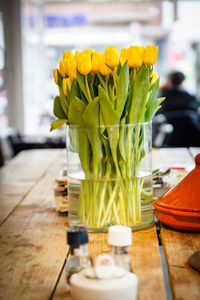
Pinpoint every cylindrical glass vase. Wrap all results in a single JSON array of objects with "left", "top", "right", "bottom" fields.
[{"left": 66, "top": 122, "right": 153, "bottom": 232}]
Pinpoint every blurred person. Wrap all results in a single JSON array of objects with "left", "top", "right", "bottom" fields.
[
  {"left": 157, "top": 71, "right": 200, "bottom": 147},
  {"left": 159, "top": 71, "right": 198, "bottom": 114}
]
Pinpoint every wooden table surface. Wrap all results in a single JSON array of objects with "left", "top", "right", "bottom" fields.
[{"left": 0, "top": 148, "right": 199, "bottom": 300}]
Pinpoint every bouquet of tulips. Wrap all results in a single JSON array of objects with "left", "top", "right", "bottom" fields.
[{"left": 51, "top": 45, "right": 164, "bottom": 229}]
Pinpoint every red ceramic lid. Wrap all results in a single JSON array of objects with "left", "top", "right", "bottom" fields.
[
  {"left": 154, "top": 154, "right": 200, "bottom": 212},
  {"left": 154, "top": 153, "right": 200, "bottom": 231}
]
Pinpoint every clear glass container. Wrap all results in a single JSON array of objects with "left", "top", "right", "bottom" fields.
[
  {"left": 66, "top": 122, "right": 153, "bottom": 232},
  {"left": 66, "top": 228, "right": 91, "bottom": 290},
  {"left": 66, "top": 244, "right": 91, "bottom": 290},
  {"left": 110, "top": 246, "right": 132, "bottom": 272}
]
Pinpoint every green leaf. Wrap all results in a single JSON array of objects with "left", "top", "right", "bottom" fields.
[
  {"left": 57, "top": 71, "right": 63, "bottom": 87},
  {"left": 98, "top": 85, "right": 120, "bottom": 126},
  {"left": 108, "top": 83, "right": 114, "bottom": 104},
  {"left": 77, "top": 71, "right": 89, "bottom": 102},
  {"left": 70, "top": 79, "right": 81, "bottom": 104},
  {"left": 53, "top": 96, "right": 67, "bottom": 119},
  {"left": 50, "top": 119, "right": 68, "bottom": 131},
  {"left": 68, "top": 98, "right": 91, "bottom": 176},
  {"left": 68, "top": 97, "right": 86, "bottom": 125},
  {"left": 97, "top": 73, "right": 108, "bottom": 94},
  {"left": 119, "top": 116, "right": 126, "bottom": 161},
  {"left": 59, "top": 86, "right": 68, "bottom": 116},
  {"left": 129, "top": 66, "right": 149, "bottom": 124},
  {"left": 82, "top": 97, "right": 102, "bottom": 178},
  {"left": 146, "top": 78, "right": 159, "bottom": 109},
  {"left": 116, "top": 61, "right": 129, "bottom": 117},
  {"left": 99, "top": 85, "right": 120, "bottom": 175},
  {"left": 145, "top": 97, "right": 165, "bottom": 122}
]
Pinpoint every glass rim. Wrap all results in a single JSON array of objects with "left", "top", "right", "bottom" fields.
[{"left": 67, "top": 121, "right": 152, "bottom": 129}]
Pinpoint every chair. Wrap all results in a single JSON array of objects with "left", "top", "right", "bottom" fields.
[{"left": 152, "top": 114, "right": 173, "bottom": 147}]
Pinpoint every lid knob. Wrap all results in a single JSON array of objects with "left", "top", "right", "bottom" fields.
[
  {"left": 108, "top": 225, "right": 132, "bottom": 247},
  {"left": 195, "top": 153, "right": 200, "bottom": 168}
]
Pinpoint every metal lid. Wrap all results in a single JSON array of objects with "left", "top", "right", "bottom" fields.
[
  {"left": 108, "top": 225, "right": 132, "bottom": 247},
  {"left": 67, "top": 228, "right": 89, "bottom": 247}
]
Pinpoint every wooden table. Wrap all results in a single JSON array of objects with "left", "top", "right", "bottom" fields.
[{"left": 0, "top": 148, "right": 199, "bottom": 300}]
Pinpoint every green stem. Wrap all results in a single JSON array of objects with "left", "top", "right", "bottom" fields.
[
  {"left": 85, "top": 75, "right": 92, "bottom": 103},
  {"left": 100, "top": 181, "right": 119, "bottom": 227}
]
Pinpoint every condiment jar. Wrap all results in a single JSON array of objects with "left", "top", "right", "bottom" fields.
[
  {"left": 108, "top": 225, "right": 133, "bottom": 272},
  {"left": 70, "top": 254, "right": 138, "bottom": 300}
]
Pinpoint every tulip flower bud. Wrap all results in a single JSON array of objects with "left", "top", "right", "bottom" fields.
[
  {"left": 65, "top": 58, "right": 77, "bottom": 81},
  {"left": 85, "top": 49, "right": 95, "bottom": 55},
  {"left": 120, "top": 48, "right": 128, "bottom": 66},
  {"left": 140, "top": 46, "right": 145, "bottom": 61},
  {"left": 59, "top": 59, "right": 67, "bottom": 77},
  {"left": 127, "top": 46, "right": 143, "bottom": 68},
  {"left": 92, "top": 51, "right": 101, "bottom": 73},
  {"left": 150, "top": 72, "right": 159, "bottom": 87},
  {"left": 105, "top": 46, "right": 119, "bottom": 69},
  {"left": 63, "top": 78, "right": 72, "bottom": 96},
  {"left": 99, "top": 53, "right": 111, "bottom": 76},
  {"left": 63, "top": 50, "right": 73, "bottom": 60},
  {"left": 53, "top": 69, "right": 58, "bottom": 84},
  {"left": 77, "top": 51, "right": 92, "bottom": 75},
  {"left": 144, "top": 45, "right": 158, "bottom": 67},
  {"left": 75, "top": 50, "right": 81, "bottom": 59}
]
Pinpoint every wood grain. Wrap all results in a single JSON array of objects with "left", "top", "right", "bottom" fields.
[
  {"left": 161, "top": 226, "right": 200, "bottom": 300},
  {"left": 53, "top": 227, "right": 167, "bottom": 300},
  {"left": 0, "top": 149, "right": 68, "bottom": 300},
  {"left": 0, "top": 149, "right": 61, "bottom": 225}
]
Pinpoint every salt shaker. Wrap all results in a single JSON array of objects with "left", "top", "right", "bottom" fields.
[
  {"left": 108, "top": 225, "right": 133, "bottom": 272},
  {"left": 66, "top": 228, "right": 91, "bottom": 290}
]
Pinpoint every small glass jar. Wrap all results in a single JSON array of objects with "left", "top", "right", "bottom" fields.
[
  {"left": 108, "top": 225, "right": 133, "bottom": 272},
  {"left": 66, "top": 228, "right": 91, "bottom": 290}
]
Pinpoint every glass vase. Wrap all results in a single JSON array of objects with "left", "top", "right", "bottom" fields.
[{"left": 66, "top": 122, "right": 153, "bottom": 232}]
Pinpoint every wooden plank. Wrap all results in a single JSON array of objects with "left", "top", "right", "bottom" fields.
[
  {"left": 0, "top": 149, "right": 61, "bottom": 224},
  {"left": 160, "top": 226, "right": 200, "bottom": 300},
  {"left": 152, "top": 148, "right": 195, "bottom": 171},
  {"left": 53, "top": 226, "right": 167, "bottom": 300},
  {"left": 0, "top": 149, "right": 68, "bottom": 300}
]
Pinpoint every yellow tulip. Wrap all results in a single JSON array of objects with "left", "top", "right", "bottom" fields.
[
  {"left": 150, "top": 73, "right": 159, "bottom": 87},
  {"left": 92, "top": 51, "right": 101, "bottom": 73},
  {"left": 127, "top": 46, "right": 143, "bottom": 68},
  {"left": 59, "top": 59, "right": 67, "bottom": 77},
  {"left": 77, "top": 51, "right": 92, "bottom": 75},
  {"left": 63, "top": 50, "right": 73, "bottom": 60},
  {"left": 65, "top": 58, "right": 77, "bottom": 80},
  {"left": 144, "top": 45, "right": 158, "bottom": 67},
  {"left": 99, "top": 53, "right": 111, "bottom": 76},
  {"left": 85, "top": 49, "right": 95, "bottom": 55},
  {"left": 75, "top": 50, "right": 81, "bottom": 58},
  {"left": 53, "top": 69, "right": 58, "bottom": 84},
  {"left": 105, "top": 46, "right": 119, "bottom": 69},
  {"left": 140, "top": 46, "right": 145, "bottom": 61},
  {"left": 63, "top": 78, "right": 72, "bottom": 96},
  {"left": 120, "top": 48, "right": 128, "bottom": 66}
]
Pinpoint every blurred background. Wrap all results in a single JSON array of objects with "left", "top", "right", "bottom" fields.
[{"left": 0, "top": 0, "right": 200, "bottom": 165}]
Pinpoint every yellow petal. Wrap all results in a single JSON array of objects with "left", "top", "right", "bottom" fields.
[
  {"left": 63, "top": 78, "right": 72, "bottom": 96},
  {"left": 127, "top": 46, "right": 143, "bottom": 68},
  {"left": 53, "top": 69, "right": 58, "bottom": 84},
  {"left": 77, "top": 52, "right": 92, "bottom": 75},
  {"left": 63, "top": 50, "right": 73, "bottom": 60},
  {"left": 105, "top": 46, "right": 119, "bottom": 68},
  {"left": 150, "top": 72, "right": 159, "bottom": 87},
  {"left": 144, "top": 45, "right": 158, "bottom": 67}
]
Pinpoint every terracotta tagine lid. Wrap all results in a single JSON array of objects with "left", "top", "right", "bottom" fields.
[{"left": 154, "top": 153, "right": 200, "bottom": 231}]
